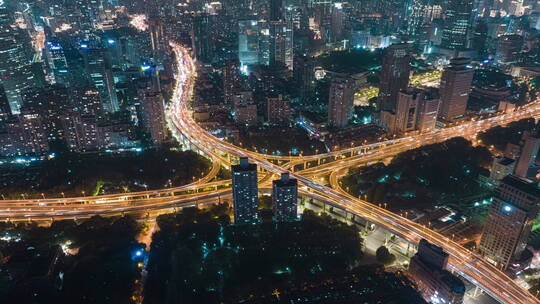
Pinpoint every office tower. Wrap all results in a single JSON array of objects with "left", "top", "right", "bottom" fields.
[
  {"left": 139, "top": 91, "right": 167, "bottom": 146},
  {"left": 272, "top": 173, "right": 298, "bottom": 222},
  {"left": 44, "top": 41, "right": 70, "bottom": 85},
  {"left": 407, "top": 0, "right": 427, "bottom": 39},
  {"left": 71, "top": 86, "right": 104, "bottom": 116},
  {"left": 269, "top": 0, "right": 283, "bottom": 21},
  {"left": 269, "top": 21, "right": 288, "bottom": 67},
  {"left": 514, "top": 134, "right": 540, "bottom": 178},
  {"left": 0, "top": 84, "right": 11, "bottom": 121},
  {"left": 472, "top": 20, "right": 488, "bottom": 59},
  {"left": 393, "top": 89, "right": 419, "bottom": 134},
  {"left": 408, "top": 239, "right": 465, "bottom": 304},
  {"left": 191, "top": 14, "right": 214, "bottom": 64},
  {"left": 238, "top": 19, "right": 261, "bottom": 69},
  {"left": 294, "top": 55, "right": 315, "bottom": 99},
  {"left": 479, "top": 175, "right": 540, "bottom": 269},
  {"left": 327, "top": 74, "right": 355, "bottom": 128},
  {"left": 379, "top": 43, "right": 411, "bottom": 111},
  {"left": 331, "top": 3, "right": 344, "bottom": 42},
  {"left": 496, "top": 34, "right": 523, "bottom": 65},
  {"left": 234, "top": 104, "right": 258, "bottom": 126},
  {"left": 0, "top": 4, "right": 36, "bottom": 114},
  {"left": 489, "top": 156, "right": 516, "bottom": 186},
  {"left": 81, "top": 46, "right": 119, "bottom": 113},
  {"left": 440, "top": 0, "right": 473, "bottom": 50},
  {"left": 232, "top": 157, "right": 259, "bottom": 225},
  {"left": 21, "top": 85, "right": 71, "bottom": 141},
  {"left": 223, "top": 60, "right": 241, "bottom": 103},
  {"left": 267, "top": 94, "right": 291, "bottom": 125},
  {"left": 0, "top": 114, "right": 49, "bottom": 156},
  {"left": 416, "top": 89, "right": 440, "bottom": 133},
  {"left": 61, "top": 113, "right": 99, "bottom": 152},
  {"left": 438, "top": 58, "right": 474, "bottom": 121}
]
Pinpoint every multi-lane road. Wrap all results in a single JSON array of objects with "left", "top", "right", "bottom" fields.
[{"left": 1, "top": 43, "right": 540, "bottom": 304}]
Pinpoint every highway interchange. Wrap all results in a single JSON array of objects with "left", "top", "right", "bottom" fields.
[{"left": 2, "top": 43, "right": 540, "bottom": 304}]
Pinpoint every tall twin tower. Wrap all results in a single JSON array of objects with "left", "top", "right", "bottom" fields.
[{"left": 231, "top": 157, "right": 298, "bottom": 224}]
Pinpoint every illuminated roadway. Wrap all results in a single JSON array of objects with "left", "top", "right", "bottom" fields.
[{"left": 1, "top": 43, "right": 540, "bottom": 304}]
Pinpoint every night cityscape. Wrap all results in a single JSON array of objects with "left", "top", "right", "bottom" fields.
[{"left": 1, "top": 0, "right": 540, "bottom": 303}]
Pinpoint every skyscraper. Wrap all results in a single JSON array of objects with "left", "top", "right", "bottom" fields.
[
  {"left": 0, "top": 84, "right": 11, "bottom": 121},
  {"left": 0, "top": 4, "right": 36, "bottom": 114},
  {"left": 408, "top": 239, "right": 465, "bottom": 304},
  {"left": 238, "top": 19, "right": 261, "bottom": 70},
  {"left": 440, "top": 0, "right": 473, "bottom": 50},
  {"left": 514, "top": 133, "right": 540, "bottom": 179},
  {"left": 330, "top": 3, "right": 344, "bottom": 42},
  {"left": 272, "top": 173, "right": 298, "bottom": 222},
  {"left": 495, "top": 34, "right": 523, "bottom": 65},
  {"left": 327, "top": 73, "right": 355, "bottom": 128},
  {"left": 269, "top": 0, "right": 283, "bottom": 21},
  {"left": 479, "top": 175, "right": 540, "bottom": 270},
  {"left": 267, "top": 94, "right": 291, "bottom": 125},
  {"left": 379, "top": 43, "right": 411, "bottom": 111},
  {"left": 44, "top": 41, "right": 70, "bottom": 86},
  {"left": 416, "top": 89, "right": 440, "bottom": 133},
  {"left": 232, "top": 157, "right": 259, "bottom": 224},
  {"left": 438, "top": 58, "right": 474, "bottom": 121},
  {"left": 223, "top": 60, "right": 241, "bottom": 103},
  {"left": 139, "top": 91, "right": 167, "bottom": 146},
  {"left": 81, "top": 46, "right": 119, "bottom": 113},
  {"left": 191, "top": 14, "right": 214, "bottom": 64}
]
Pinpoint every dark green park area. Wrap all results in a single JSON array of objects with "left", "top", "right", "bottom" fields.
[
  {"left": 477, "top": 118, "right": 538, "bottom": 153},
  {"left": 340, "top": 137, "right": 493, "bottom": 212},
  {"left": 143, "top": 207, "right": 426, "bottom": 304},
  {"left": 317, "top": 49, "right": 381, "bottom": 74},
  {"left": 0, "top": 146, "right": 211, "bottom": 199},
  {"left": 0, "top": 216, "right": 144, "bottom": 304}
]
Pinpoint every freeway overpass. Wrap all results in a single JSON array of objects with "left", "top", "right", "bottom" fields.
[{"left": 1, "top": 42, "right": 540, "bottom": 304}]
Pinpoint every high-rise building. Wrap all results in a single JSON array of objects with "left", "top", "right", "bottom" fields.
[
  {"left": 139, "top": 91, "right": 167, "bottom": 146},
  {"left": 416, "top": 89, "right": 440, "bottom": 133},
  {"left": 472, "top": 20, "right": 488, "bottom": 59},
  {"left": 514, "top": 134, "right": 540, "bottom": 178},
  {"left": 0, "top": 4, "right": 36, "bottom": 114},
  {"left": 294, "top": 55, "right": 315, "bottom": 99},
  {"left": 438, "top": 58, "right": 474, "bottom": 121},
  {"left": 495, "top": 34, "right": 523, "bottom": 65},
  {"left": 489, "top": 156, "right": 516, "bottom": 186},
  {"left": 379, "top": 43, "right": 411, "bottom": 111},
  {"left": 0, "top": 114, "right": 49, "bottom": 156},
  {"left": 238, "top": 19, "right": 261, "bottom": 69},
  {"left": 44, "top": 41, "right": 70, "bottom": 86},
  {"left": 223, "top": 60, "right": 241, "bottom": 103},
  {"left": 407, "top": 0, "right": 428, "bottom": 40},
  {"left": 0, "top": 84, "right": 11, "bottom": 121},
  {"left": 330, "top": 3, "right": 344, "bottom": 42},
  {"left": 440, "top": 0, "right": 473, "bottom": 50},
  {"left": 61, "top": 113, "right": 99, "bottom": 152},
  {"left": 21, "top": 85, "right": 71, "bottom": 141},
  {"left": 267, "top": 94, "right": 291, "bottom": 125},
  {"left": 408, "top": 239, "right": 465, "bottom": 304},
  {"left": 191, "top": 14, "right": 214, "bottom": 64},
  {"left": 479, "top": 175, "right": 540, "bottom": 270},
  {"left": 81, "top": 46, "right": 119, "bottom": 113},
  {"left": 328, "top": 73, "right": 355, "bottom": 128},
  {"left": 269, "top": 21, "right": 287, "bottom": 68},
  {"left": 269, "top": 0, "right": 283, "bottom": 21},
  {"left": 381, "top": 88, "right": 440, "bottom": 135},
  {"left": 235, "top": 104, "right": 258, "bottom": 126},
  {"left": 232, "top": 157, "right": 259, "bottom": 225},
  {"left": 393, "top": 89, "right": 420, "bottom": 134},
  {"left": 272, "top": 173, "right": 298, "bottom": 222}
]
